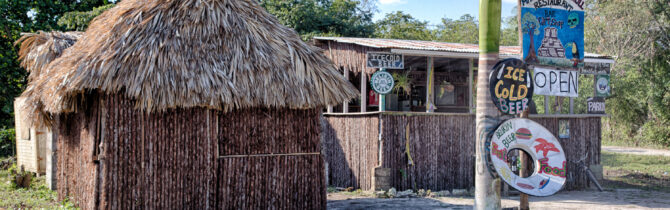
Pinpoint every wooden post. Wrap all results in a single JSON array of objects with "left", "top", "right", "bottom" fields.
[
  {"left": 569, "top": 97, "right": 574, "bottom": 114},
  {"left": 426, "top": 57, "right": 435, "bottom": 112},
  {"left": 519, "top": 109, "right": 530, "bottom": 210},
  {"left": 544, "top": 96, "right": 550, "bottom": 115},
  {"left": 469, "top": 58, "right": 475, "bottom": 114},
  {"left": 361, "top": 70, "right": 367, "bottom": 113},
  {"left": 343, "top": 68, "right": 349, "bottom": 113},
  {"left": 475, "top": 0, "right": 502, "bottom": 209}
]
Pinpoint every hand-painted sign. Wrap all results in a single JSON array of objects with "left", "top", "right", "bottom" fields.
[
  {"left": 580, "top": 62, "right": 611, "bottom": 75},
  {"left": 490, "top": 118, "right": 567, "bottom": 196},
  {"left": 595, "top": 74, "right": 610, "bottom": 97},
  {"left": 367, "top": 52, "right": 404, "bottom": 69},
  {"left": 587, "top": 97, "right": 605, "bottom": 114},
  {"left": 370, "top": 70, "right": 394, "bottom": 94},
  {"left": 489, "top": 59, "right": 534, "bottom": 115},
  {"left": 521, "top": 0, "right": 585, "bottom": 68},
  {"left": 533, "top": 67, "right": 578, "bottom": 97},
  {"left": 558, "top": 120, "right": 570, "bottom": 138}
]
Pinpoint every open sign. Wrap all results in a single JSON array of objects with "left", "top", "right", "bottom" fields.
[
  {"left": 489, "top": 59, "right": 534, "bottom": 115},
  {"left": 533, "top": 67, "right": 578, "bottom": 97}
]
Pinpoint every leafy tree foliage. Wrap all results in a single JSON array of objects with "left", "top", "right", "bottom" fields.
[
  {"left": 0, "top": 0, "right": 112, "bottom": 129},
  {"left": 374, "top": 11, "right": 433, "bottom": 40},
  {"left": 586, "top": 0, "right": 670, "bottom": 146},
  {"left": 259, "top": 0, "right": 376, "bottom": 40},
  {"left": 434, "top": 14, "right": 479, "bottom": 43},
  {"left": 58, "top": 4, "right": 115, "bottom": 31}
]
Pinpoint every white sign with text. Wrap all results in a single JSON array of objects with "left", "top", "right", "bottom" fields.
[{"left": 533, "top": 67, "right": 578, "bottom": 97}]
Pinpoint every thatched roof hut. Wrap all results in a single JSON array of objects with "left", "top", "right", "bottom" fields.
[
  {"left": 16, "top": 0, "right": 357, "bottom": 209},
  {"left": 20, "top": 0, "right": 357, "bottom": 126}
]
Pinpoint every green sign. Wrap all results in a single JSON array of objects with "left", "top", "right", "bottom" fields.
[
  {"left": 370, "top": 70, "right": 394, "bottom": 94},
  {"left": 595, "top": 75, "right": 610, "bottom": 97}
]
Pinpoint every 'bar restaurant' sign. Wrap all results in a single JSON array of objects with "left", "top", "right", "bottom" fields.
[{"left": 367, "top": 52, "right": 404, "bottom": 69}]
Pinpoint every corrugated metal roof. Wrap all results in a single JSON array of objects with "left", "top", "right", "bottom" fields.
[{"left": 314, "top": 37, "right": 612, "bottom": 59}]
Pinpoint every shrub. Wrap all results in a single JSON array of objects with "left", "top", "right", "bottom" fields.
[{"left": 0, "top": 128, "right": 16, "bottom": 157}]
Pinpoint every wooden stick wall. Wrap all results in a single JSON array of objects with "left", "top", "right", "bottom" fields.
[
  {"left": 57, "top": 93, "right": 326, "bottom": 209},
  {"left": 322, "top": 113, "right": 602, "bottom": 191}
]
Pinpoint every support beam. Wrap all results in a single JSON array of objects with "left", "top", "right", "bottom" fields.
[
  {"left": 361, "top": 68, "right": 367, "bottom": 113},
  {"left": 343, "top": 68, "right": 349, "bottom": 113},
  {"left": 569, "top": 97, "right": 574, "bottom": 114},
  {"left": 426, "top": 57, "right": 435, "bottom": 112},
  {"left": 544, "top": 95, "right": 550, "bottom": 115},
  {"left": 469, "top": 58, "right": 475, "bottom": 114}
]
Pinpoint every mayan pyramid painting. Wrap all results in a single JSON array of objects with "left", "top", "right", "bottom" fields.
[{"left": 537, "top": 27, "right": 565, "bottom": 58}]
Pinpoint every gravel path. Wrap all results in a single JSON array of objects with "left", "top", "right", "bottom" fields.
[{"left": 602, "top": 146, "right": 670, "bottom": 157}]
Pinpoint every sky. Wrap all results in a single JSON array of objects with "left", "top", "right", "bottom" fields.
[{"left": 373, "top": 0, "right": 519, "bottom": 26}]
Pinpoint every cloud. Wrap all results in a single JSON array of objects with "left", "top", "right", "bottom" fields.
[
  {"left": 501, "top": 0, "right": 519, "bottom": 3},
  {"left": 379, "top": 0, "right": 407, "bottom": 5}
]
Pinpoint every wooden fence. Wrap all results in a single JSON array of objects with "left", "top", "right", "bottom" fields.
[{"left": 322, "top": 112, "right": 602, "bottom": 191}]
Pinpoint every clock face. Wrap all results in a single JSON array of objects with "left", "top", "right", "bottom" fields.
[{"left": 371, "top": 71, "right": 394, "bottom": 94}]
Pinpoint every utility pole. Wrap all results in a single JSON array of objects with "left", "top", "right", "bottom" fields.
[{"left": 475, "top": 0, "right": 503, "bottom": 209}]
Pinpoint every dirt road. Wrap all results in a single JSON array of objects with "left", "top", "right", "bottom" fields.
[
  {"left": 602, "top": 146, "right": 670, "bottom": 157},
  {"left": 328, "top": 189, "right": 670, "bottom": 209}
]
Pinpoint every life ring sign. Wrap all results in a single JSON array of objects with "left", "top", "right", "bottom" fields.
[{"left": 490, "top": 118, "right": 567, "bottom": 196}]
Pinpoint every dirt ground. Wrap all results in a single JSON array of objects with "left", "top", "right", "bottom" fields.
[
  {"left": 328, "top": 189, "right": 670, "bottom": 209},
  {"left": 602, "top": 146, "right": 670, "bottom": 157}
]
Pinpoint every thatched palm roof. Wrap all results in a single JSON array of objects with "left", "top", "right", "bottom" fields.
[
  {"left": 16, "top": 31, "right": 82, "bottom": 82},
  {"left": 18, "top": 0, "right": 358, "bottom": 125}
]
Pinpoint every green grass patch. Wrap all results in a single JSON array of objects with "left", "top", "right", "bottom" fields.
[
  {"left": 0, "top": 157, "right": 78, "bottom": 209},
  {"left": 601, "top": 151, "right": 670, "bottom": 192}
]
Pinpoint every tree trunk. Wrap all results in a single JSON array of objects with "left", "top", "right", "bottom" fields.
[{"left": 475, "top": 0, "right": 502, "bottom": 209}]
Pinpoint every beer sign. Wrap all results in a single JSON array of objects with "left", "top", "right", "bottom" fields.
[
  {"left": 489, "top": 58, "right": 534, "bottom": 115},
  {"left": 366, "top": 52, "right": 404, "bottom": 69}
]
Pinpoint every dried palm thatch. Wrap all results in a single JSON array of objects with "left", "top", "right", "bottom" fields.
[
  {"left": 18, "top": 0, "right": 358, "bottom": 126},
  {"left": 15, "top": 31, "right": 82, "bottom": 82}
]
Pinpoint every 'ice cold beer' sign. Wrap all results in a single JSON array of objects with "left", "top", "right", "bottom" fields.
[
  {"left": 533, "top": 67, "right": 578, "bottom": 97},
  {"left": 489, "top": 59, "right": 534, "bottom": 115},
  {"left": 366, "top": 52, "right": 404, "bottom": 69}
]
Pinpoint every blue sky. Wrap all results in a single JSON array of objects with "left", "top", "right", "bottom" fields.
[{"left": 373, "top": 0, "right": 519, "bottom": 26}]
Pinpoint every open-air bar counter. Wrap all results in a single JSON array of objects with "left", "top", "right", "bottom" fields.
[{"left": 314, "top": 37, "right": 614, "bottom": 192}]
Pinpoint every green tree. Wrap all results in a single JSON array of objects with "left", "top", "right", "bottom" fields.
[
  {"left": 0, "top": 0, "right": 111, "bottom": 129},
  {"left": 259, "top": 0, "right": 376, "bottom": 40},
  {"left": 434, "top": 14, "right": 478, "bottom": 43},
  {"left": 585, "top": 0, "right": 670, "bottom": 147},
  {"left": 374, "top": 11, "right": 433, "bottom": 40},
  {"left": 58, "top": 4, "right": 115, "bottom": 31}
]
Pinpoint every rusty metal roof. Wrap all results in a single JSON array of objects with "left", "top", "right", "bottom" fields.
[{"left": 314, "top": 37, "right": 612, "bottom": 59}]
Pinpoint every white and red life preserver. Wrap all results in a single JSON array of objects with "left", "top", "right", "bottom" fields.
[{"left": 490, "top": 118, "right": 567, "bottom": 196}]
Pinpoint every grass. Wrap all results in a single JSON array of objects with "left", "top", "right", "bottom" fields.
[
  {"left": 0, "top": 157, "right": 78, "bottom": 209},
  {"left": 601, "top": 151, "right": 670, "bottom": 192}
]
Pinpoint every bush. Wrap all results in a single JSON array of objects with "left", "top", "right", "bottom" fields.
[{"left": 0, "top": 128, "right": 16, "bottom": 157}]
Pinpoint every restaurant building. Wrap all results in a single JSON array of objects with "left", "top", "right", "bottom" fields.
[{"left": 315, "top": 37, "right": 613, "bottom": 192}]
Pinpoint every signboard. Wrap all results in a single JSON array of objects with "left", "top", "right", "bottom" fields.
[
  {"left": 521, "top": 0, "right": 585, "bottom": 68},
  {"left": 533, "top": 67, "right": 578, "bottom": 97},
  {"left": 587, "top": 97, "right": 605, "bottom": 114},
  {"left": 489, "top": 58, "right": 534, "bottom": 115},
  {"left": 490, "top": 118, "right": 567, "bottom": 196},
  {"left": 558, "top": 120, "right": 570, "bottom": 138},
  {"left": 367, "top": 52, "right": 404, "bottom": 69},
  {"left": 370, "top": 70, "right": 394, "bottom": 94},
  {"left": 580, "top": 62, "right": 611, "bottom": 75},
  {"left": 595, "top": 74, "right": 611, "bottom": 97}
]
